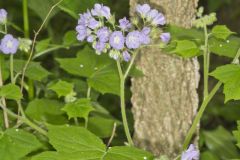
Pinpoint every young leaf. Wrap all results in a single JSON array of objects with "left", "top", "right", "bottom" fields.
[
  {"left": 25, "top": 99, "right": 66, "bottom": 124},
  {"left": 48, "top": 80, "right": 74, "bottom": 97},
  {"left": 173, "top": 40, "right": 200, "bottom": 58},
  {"left": 210, "top": 64, "right": 240, "bottom": 102},
  {"left": 56, "top": 46, "right": 120, "bottom": 95},
  {"left": 212, "top": 25, "right": 234, "bottom": 40},
  {"left": 0, "top": 84, "right": 22, "bottom": 100},
  {"left": 62, "top": 98, "right": 94, "bottom": 120},
  {"left": 0, "top": 128, "right": 42, "bottom": 160}
]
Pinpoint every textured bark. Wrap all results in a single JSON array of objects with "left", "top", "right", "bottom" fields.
[{"left": 130, "top": 0, "right": 199, "bottom": 158}]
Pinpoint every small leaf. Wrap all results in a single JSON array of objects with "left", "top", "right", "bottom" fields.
[
  {"left": 36, "top": 38, "right": 51, "bottom": 53},
  {"left": 25, "top": 99, "right": 66, "bottom": 124},
  {"left": 212, "top": 25, "right": 234, "bottom": 40},
  {"left": 0, "top": 128, "right": 42, "bottom": 160},
  {"left": 48, "top": 80, "right": 74, "bottom": 97},
  {"left": 63, "top": 31, "right": 78, "bottom": 46},
  {"left": 0, "top": 84, "right": 22, "bottom": 100},
  {"left": 210, "top": 64, "right": 240, "bottom": 102},
  {"left": 62, "top": 98, "right": 94, "bottom": 120},
  {"left": 173, "top": 40, "right": 200, "bottom": 58}
]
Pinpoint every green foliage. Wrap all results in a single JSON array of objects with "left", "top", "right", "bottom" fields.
[
  {"left": 56, "top": 46, "right": 120, "bottom": 95},
  {"left": 233, "top": 121, "right": 240, "bottom": 149},
  {"left": 0, "top": 128, "right": 42, "bottom": 160},
  {"left": 202, "top": 126, "right": 240, "bottom": 159},
  {"left": 210, "top": 64, "right": 240, "bottom": 102},
  {"left": 48, "top": 80, "right": 74, "bottom": 98},
  {"left": 63, "top": 31, "right": 78, "bottom": 46},
  {"left": 211, "top": 25, "right": 235, "bottom": 40},
  {"left": 0, "top": 84, "right": 22, "bottom": 100},
  {"left": 32, "top": 125, "right": 154, "bottom": 160},
  {"left": 200, "top": 151, "right": 219, "bottom": 160},
  {"left": 173, "top": 40, "right": 200, "bottom": 58},
  {"left": 62, "top": 98, "right": 94, "bottom": 120},
  {"left": 36, "top": 38, "right": 51, "bottom": 53},
  {"left": 25, "top": 99, "right": 67, "bottom": 124}
]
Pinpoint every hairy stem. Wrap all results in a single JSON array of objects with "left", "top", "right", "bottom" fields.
[
  {"left": 203, "top": 25, "right": 209, "bottom": 99},
  {"left": 183, "top": 47, "right": 240, "bottom": 150},
  {"left": 117, "top": 60, "right": 134, "bottom": 146}
]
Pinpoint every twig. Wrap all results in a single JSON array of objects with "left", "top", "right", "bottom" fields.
[
  {"left": 107, "top": 122, "right": 117, "bottom": 147},
  {"left": 20, "top": 0, "right": 64, "bottom": 92}
]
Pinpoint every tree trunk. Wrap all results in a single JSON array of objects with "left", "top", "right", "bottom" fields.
[{"left": 130, "top": 0, "right": 199, "bottom": 158}]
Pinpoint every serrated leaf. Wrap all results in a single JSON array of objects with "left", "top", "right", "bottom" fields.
[
  {"left": 36, "top": 38, "right": 51, "bottom": 53},
  {"left": 48, "top": 80, "right": 74, "bottom": 97},
  {"left": 62, "top": 98, "right": 94, "bottom": 120},
  {"left": 0, "top": 84, "right": 22, "bottom": 100},
  {"left": 210, "top": 64, "right": 240, "bottom": 102},
  {"left": 56, "top": 46, "right": 120, "bottom": 95},
  {"left": 0, "top": 128, "right": 42, "bottom": 160},
  {"left": 11, "top": 60, "right": 50, "bottom": 81},
  {"left": 173, "top": 40, "right": 200, "bottom": 58},
  {"left": 212, "top": 25, "right": 234, "bottom": 40},
  {"left": 203, "top": 126, "right": 240, "bottom": 159},
  {"left": 25, "top": 99, "right": 66, "bottom": 124}
]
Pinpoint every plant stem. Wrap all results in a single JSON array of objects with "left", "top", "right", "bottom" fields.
[
  {"left": 183, "top": 47, "right": 240, "bottom": 150},
  {"left": 10, "top": 54, "right": 14, "bottom": 83},
  {"left": 116, "top": 60, "right": 134, "bottom": 146},
  {"left": 87, "top": 86, "right": 91, "bottom": 98},
  {"left": 203, "top": 25, "right": 209, "bottom": 99}
]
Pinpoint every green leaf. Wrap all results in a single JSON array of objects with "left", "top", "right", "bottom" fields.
[
  {"left": 210, "top": 64, "right": 240, "bottom": 102},
  {"left": 48, "top": 125, "right": 106, "bottom": 158},
  {"left": 0, "top": 84, "right": 22, "bottom": 100},
  {"left": 233, "top": 121, "right": 240, "bottom": 149},
  {"left": 31, "top": 151, "right": 59, "bottom": 160},
  {"left": 36, "top": 38, "right": 51, "bottom": 53},
  {"left": 48, "top": 80, "right": 74, "bottom": 97},
  {"left": 212, "top": 25, "right": 234, "bottom": 40},
  {"left": 104, "top": 146, "right": 154, "bottom": 160},
  {"left": 0, "top": 128, "right": 42, "bottom": 160},
  {"left": 63, "top": 31, "right": 78, "bottom": 46},
  {"left": 12, "top": 60, "right": 50, "bottom": 81},
  {"left": 25, "top": 99, "right": 66, "bottom": 124},
  {"left": 173, "top": 40, "right": 200, "bottom": 58},
  {"left": 56, "top": 46, "right": 120, "bottom": 95},
  {"left": 28, "top": 0, "right": 59, "bottom": 23},
  {"left": 203, "top": 126, "right": 240, "bottom": 159},
  {"left": 62, "top": 98, "right": 94, "bottom": 120},
  {"left": 200, "top": 151, "right": 219, "bottom": 160}
]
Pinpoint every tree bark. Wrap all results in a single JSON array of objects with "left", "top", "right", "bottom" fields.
[{"left": 130, "top": 0, "right": 199, "bottom": 158}]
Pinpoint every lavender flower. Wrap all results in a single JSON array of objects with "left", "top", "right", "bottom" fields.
[
  {"left": 181, "top": 144, "right": 199, "bottom": 160},
  {"left": 109, "top": 31, "right": 125, "bottom": 50},
  {"left": 97, "top": 27, "right": 110, "bottom": 43},
  {"left": 140, "top": 27, "right": 151, "bottom": 45},
  {"left": 126, "top": 31, "right": 142, "bottom": 49},
  {"left": 152, "top": 12, "right": 166, "bottom": 26},
  {"left": 146, "top": 9, "right": 158, "bottom": 21},
  {"left": 87, "top": 35, "right": 94, "bottom": 43},
  {"left": 119, "top": 17, "right": 132, "bottom": 31},
  {"left": 136, "top": 4, "right": 151, "bottom": 18},
  {"left": 78, "top": 11, "right": 100, "bottom": 29},
  {"left": 122, "top": 51, "right": 131, "bottom": 62},
  {"left": 0, "top": 9, "right": 7, "bottom": 24},
  {"left": 93, "top": 41, "right": 106, "bottom": 55},
  {"left": 88, "top": 17, "right": 100, "bottom": 29},
  {"left": 0, "top": 34, "right": 19, "bottom": 54},
  {"left": 160, "top": 32, "right": 171, "bottom": 43},
  {"left": 76, "top": 25, "right": 88, "bottom": 41},
  {"left": 91, "top": 4, "right": 111, "bottom": 19}
]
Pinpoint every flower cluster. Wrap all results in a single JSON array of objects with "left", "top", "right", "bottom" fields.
[
  {"left": 76, "top": 3, "right": 171, "bottom": 62},
  {"left": 0, "top": 9, "right": 19, "bottom": 55},
  {"left": 181, "top": 144, "right": 199, "bottom": 160}
]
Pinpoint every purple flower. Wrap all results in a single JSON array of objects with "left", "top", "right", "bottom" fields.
[
  {"left": 126, "top": 31, "right": 142, "bottom": 49},
  {"left": 140, "top": 27, "right": 151, "bottom": 45},
  {"left": 160, "top": 32, "right": 171, "bottom": 43},
  {"left": 109, "top": 31, "right": 125, "bottom": 50},
  {"left": 87, "top": 35, "right": 94, "bottom": 43},
  {"left": 119, "top": 17, "right": 132, "bottom": 31},
  {"left": 97, "top": 27, "right": 110, "bottom": 43},
  {"left": 78, "top": 11, "right": 100, "bottom": 29},
  {"left": 146, "top": 9, "right": 158, "bottom": 21},
  {"left": 152, "top": 12, "right": 166, "bottom": 26},
  {"left": 136, "top": 4, "right": 151, "bottom": 18},
  {"left": 122, "top": 51, "right": 131, "bottom": 62},
  {"left": 0, "top": 9, "right": 7, "bottom": 24},
  {"left": 0, "top": 34, "right": 19, "bottom": 54},
  {"left": 88, "top": 17, "right": 100, "bottom": 29},
  {"left": 93, "top": 41, "right": 106, "bottom": 54},
  {"left": 91, "top": 4, "right": 111, "bottom": 19},
  {"left": 76, "top": 25, "right": 88, "bottom": 41},
  {"left": 181, "top": 144, "right": 199, "bottom": 160}
]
